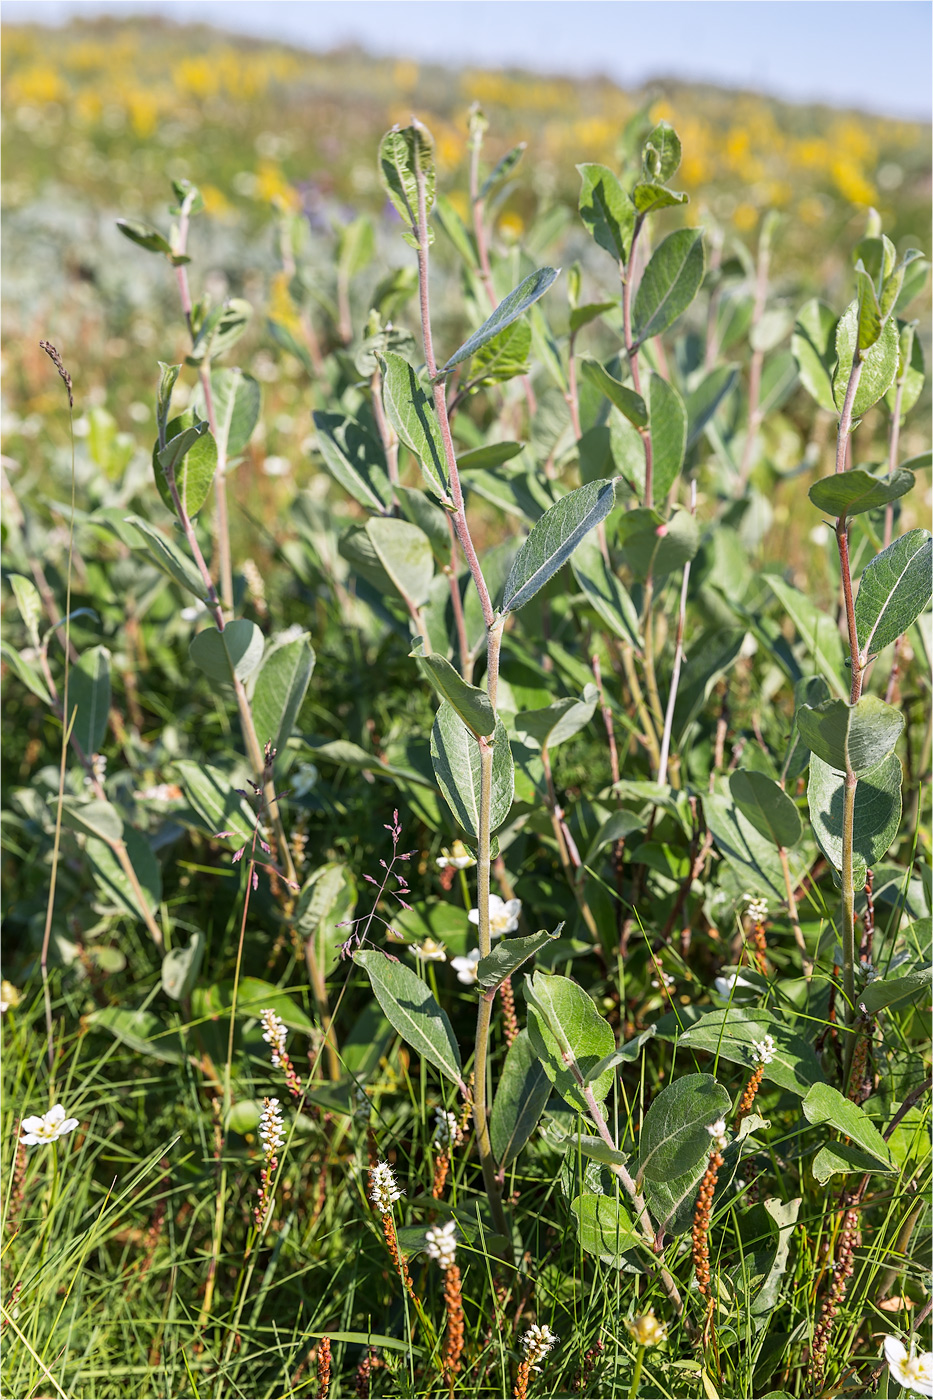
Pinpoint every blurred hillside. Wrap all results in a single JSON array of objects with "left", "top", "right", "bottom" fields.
[{"left": 2, "top": 16, "right": 930, "bottom": 458}]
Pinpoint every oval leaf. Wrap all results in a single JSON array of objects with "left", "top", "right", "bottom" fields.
[
  {"left": 354, "top": 949, "right": 462, "bottom": 1088},
  {"left": 808, "top": 750, "right": 903, "bottom": 888},
  {"left": 70, "top": 646, "right": 111, "bottom": 757},
  {"left": 577, "top": 163, "right": 635, "bottom": 264},
  {"left": 524, "top": 970, "right": 616, "bottom": 1111},
  {"left": 571, "top": 1194, "right": 639, "bottom": 1262},
  {"left": 729, "top": 770, "right": 802, "bottom": 849},
  {"left": 189, "top": 620, "right": 264, "bottom": 685},
  {"left": 411, "top": 639, "right": 495, "bottom": 738},
  {"left": 251, "top": 634, "right": 316, "bottom": 759},
  {"left": 476, "top": 926, "right": 563, "bottom": 992},
  {"left": 440, "top": 267, "right": 558, "bottom": 376},
  {"left": 808, "top": 467, "right": 914, "bottom": 519},
  {"left": 632, "top": 228, "right": 705, "bottom": 346},
  {"left": 855, "top": 529, "right": 933, "bottom": 660},
  {"left": 502, "top": 479, "right": 619, "bottom": 613},
  {"left": 312, "top": 411, "right": 392, "bottom": 513},
  {"left": 578, "top": 358, "right": 647, "bottom": 427},
  {"left": 637, "top": 1073, "right": 730, "bottom": 1183},
  {"left": 490, "top": 1029, "right": 551, "bottom": 1169},
  {"left": 517, "top": 685, "right": 599, "bottom": 750},
  {"left": 832, "top": 301, "right": 899, "bottom": 415},
  {"left": 379, "top": 352, "right": 449, "bottom": 500},
  {"left": 430, "top": 703, "right": 513, "bottom": 839},
  {"left": 366, "top": 516, "right": 434, "bottom": 608},
  {"left": 796, "top": 695, "right": 904, "bottom": 776}
]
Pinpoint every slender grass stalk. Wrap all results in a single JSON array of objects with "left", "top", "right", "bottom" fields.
[{"left": 657, "top": 481, "right": 696, "bottom": 784}]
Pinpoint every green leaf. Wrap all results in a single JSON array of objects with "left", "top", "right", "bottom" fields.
[
  {"left": 251, "top": 634, "right": 316, "bottom": 759},
  {"left": 632, "top": 229, "right": 705, "bottom": 346},
  {"left": 161, "top": 930, "right": 205, "bottom": 1002},
  {"left": 379, "top": 352, "right": 449, "bottom": 500},
  {"left": 802, "top": 1084, "right": 893, "bottom": 1174},
  {"left": 642, "top": 120, "right": 681, "bottom": 181},
  {"left": 311, "top": 412, "right": 392, "bottom": 513},
  {"left": 476, "top": 926, "right": 563, "bottom": 992},
  {"left": 812, "top": 1142, "right": 895, "bottom": 1183},
  {"left": 584, "top": 1029, "right": 656, "bottom": 1084},
  {"left": 637, "top": 1073, "right": 730, "bottom": 1183},
  {"left": 855, "top": 529, "right": 933, "bottom": 660},
  {"left": 0, "top": 642, "right": 51, "bottom": 703},
  {"left": 524, "top": 970, "right": 616, "bottom": 1112},
  {"left": 439, "top": 267, "right": 558, "bottom": 376},
  {"left": 808, "top": 751, "right": 903, "bottom": 888},
  {"left": 645, "top": 1156, "right": 709, "bottom": 1238},
  {"left": 479, "top": 141, "right": 526, "bottom": 199},
  {"left": 855, "top": 263, "right": 883, "bottom": 351},
  {"left": 189, "top": 620, "right": 264, "bottom": 685},
  {"left": 763, "top": 575, "right": 846, "bottom": 696},
  {"left": 685, "top": 365, "right": 738, "bottom": 451},
  {"left": 379, "top": 124, "right": 435, "bottom": 243},
  {"left": 9, "top": 575, "right": 42, "bottom": 647},
  {"left": 490, "top": 1029, "right": 551, "bottom": 1168},
  {"left": 456, "top": 441, "right": 524, "bottom": 472},
  {"left": 570, "top": 301, "right": 616, "bottom": 335},
  {"left": 647, "top": 372, "right": 687, "bottom": 502},
  {"left": 886, "top": 321, "right": 925, "bottom": 417},
  {"left": 204, "top": 368, "right": 261, "bottom": 457},
  {"left": 59, "top": 797, "right": 124, "bottom": 844},
  {"left": 570, "top": 533, "right": 642, "bottom": 649},
  {"left": 791, "top": 298, "right": 837, "bottom": 413},
  {"left": 729, "top": 770, "right": 802, "bottom": 849},
  {"left": 70, "top": 646, "right": 111, "bottom": 756},
  {"left": 796, "top": 695, "right": 904, "bottom": 775},
  {"left": 88, "top": 1006, "right": 185, "bottom": 1064},
  {"left": 501, "top": 479, "right": 619, "bottom": 613},
  {"left": 704, "top": 779, "right": 810, "bottom": 904},
  {"left": 410, "top": 638, "right": 495, "bottom": 738},
  {"left": 354, "top": 949, "right": 463, "bottom": 1088},
  {"left": 173, "top": 759, "right": 256, "bottom": 849},
  {"left": 432, "top": 192, "right": 477, "bottom": 269},
  {"left": 577, "top": 163, "right": 635, "bottom": 264},
  {"left": 517, "top": 684, "right": 599, "bottom": 750},
  {"left": 187, "top": 299, "right": 252, "bottom": 366},
  {"left": 430, "top": 703, "right": 513, "bottom": 839},
  {"left": 617, "top": 507, "right": 699, "bottom": 582},
  {"left": 661, "top": 1009, "right": 824, "bottom": 1098},
  {"left": 571, "top": 1194, "right": 640, "bottom": 1262},
  {"left": 154, "top": 413, "right": 217, "bottom": 518},
  {"left": 85, "top": 826, "right": 162, "bottom": 920},
  {"left": 469, "top": 318, "right": 531, "bottom": 385},
  {"left": 123, "top": 514, "right": 211, "bottom": 601},
  {"left": 338, "top": 214, "right": 375, "bottom": 280},
  {"left": 116, "top": 218, "right": 172, "bottom": 255},
  {"left": 579, "top": 358, "right": 647, "bottom": 427},
  {"left": 832, "top": 301, "right": 899, "bottom": 415},
  {"left": 860, "top": 961, "right": 932, "bottom": 1014},
  {"left": 631, "top": 182, "right": 688, "bottom": 215},
  {"left": 366, "top": 516, "right": 434, "bottom": 608},
  {"left": 396, "top": 486, "right": 452, "bottom": 563},
  {"left": 808, "top": 467, "right": 914, "bottom": 519}
]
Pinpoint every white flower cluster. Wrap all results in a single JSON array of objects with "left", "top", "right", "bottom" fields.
[
  {"left": 369, "top": 1160, "right": 403, "bottom": 1213},
  {"left": 20, "top": 1104, "right": 79, "bottom": 1147},
  {"left": 884, "top": 1335, "right": 933, "bottom": 1398},
  {"left": 425, "top": 1220, "right": 458, "bottom": 1270},
  {"left": 451, "top": 949, "right": 481, "bottom": 985},
  {"left": 436, "top": 841, "right": 474, "bottom": 871},
  {"left": 259, "top": 1098, "right": 285, "bottom": 1156},
  {"left": 260, "top": 1007, "right": 288, "bottom": 1067},
  {"left": 651, "top": 971, "right": 675, "bottom": 990},
  {"left": 707, "top": 1118, "right": 728, "bottom": 1152},
  {"left": 521, "top": 1323, "right": 558, "bottom": 1371},
  {"left": 744, "top": 894, "right": 769, "bottom": 924},
  {"left": 468, "top": 895, "right": 521, "bottom": 938},
  {"left": 413, "top": 938, "right": 447, "bottom": 963},
  {"left": 433, "top": 1107, "right": 458, "bottom": 1150},
  {"left": 752, "top": 1033, "right": 776, "bottom": 1065}
]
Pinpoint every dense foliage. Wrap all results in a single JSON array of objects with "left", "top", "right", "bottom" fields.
[{"left": 1, "top": 20, "right": 931, "bottom": 1400}]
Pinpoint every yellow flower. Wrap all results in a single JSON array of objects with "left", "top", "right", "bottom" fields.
[{"left": 625, "top": 1311, "right": 667, "bottom": 1348}]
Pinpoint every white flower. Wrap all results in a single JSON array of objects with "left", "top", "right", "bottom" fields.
[
  {"left": 437, "top": 841, "right": 475, "bottom": 871},
  {"left": 521, "top": 1323, "right": 558, "bottom": 1370},
  {"left": 412, "top": 938, "right": 447, "bottom": 963},
  {"left": 425, "top": 1220, "right": 458, "bottom": 1270},
  {"left": 752, "top": 1033, "right": 776, "bottom": 1065},
  {"left": 707, "top": 1118, "right": 728, "bottom": 1152},
  {"left": 625, "top": 1310, "right": 666, "bottom": 1347},
  {"left": 433, "top": 1107, "right": 458, "bottom": 1149},
  {"left": 261, "top": 454, "right": 291, "bottom": 477},
  {"left": 744, "top": 894, "right": 769, "bottom": 925},
  {"left": 260, "top": 1008, "right": 288, "bottom": 1066},
  {"left": 809, "top": 523, "right": 830, "bottom": 547},
  {"left": 369, "top": 1160, "right": 403, "bottom": 1213},
  {"left": 468, "top": 895, "right": 521, "bottom": 939},
  {"left": 884, "top": 1336, "right": 933, "bottom": 1398},
  {"left": 259, "top": 1097, "right": 285, "bottom": 1156},
  {"left": 1, "top": 980, "right": 21, "bottom": 1014},
  {"left": 20, "top": 1104, "right": 79, "bottom": 1147},
  {"left": 181, "top": 603, "right": 207, "bottom": 622},
  {"left": 651, "top": 971, "right": 675, "bottom": 990},
  {"left": 714, "top": 973, "right": 757, "bottom": 998},
  {"left": 451, "top": 949, "right": 481, "bottom": 985}
]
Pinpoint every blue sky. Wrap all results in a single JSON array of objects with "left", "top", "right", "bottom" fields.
[{"left": 5, "top": 1, "right": 931, "bottom": 120}]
